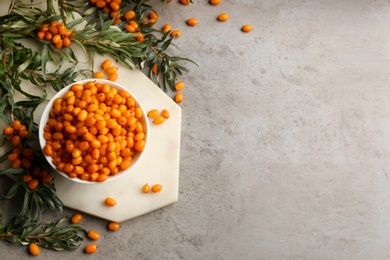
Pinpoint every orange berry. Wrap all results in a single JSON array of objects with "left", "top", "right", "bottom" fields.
[
  {"left": 71, "top": 213, "right": 83, "bottom": 224},
  {"left": 96, "top": 0, "right": 106, "bottom": 8},
  {"left": 153, "top": 115, "right": 165, "bottom": 125},
  {"left": 187, "top": 18, "right": 198, "bottom": 26},
  {"left": 7, "top": 152, "right": 19, "bottom": 161},
  {"left": 42, "top": 175, "right": 53, "bottom": 183},
  {"left": 210, "top": 0, "right": 221, "bottom": 4},
  {"left": 58, "top": 23, "right": 67, "bottom": 35},
  {"left": 142, "top": 183, "right": 150, "bottom": 193},
  {"left": 105, "top": 66, "right": 118, "bottom": 74},
  {"left": 87, "top": 230, "right": 101, "bottom": 240},
  {"left": 28, "top": 179, "right": 39, "bottom": 189},
  {"left": 162, "top": 24, "right": 171, "bottom": 33},
  {"left": 104, "top": 197, "right": 117, "bottom": 206},
  {"left": 45, "top": 31, "right": 53, "bottom": 41},
  {"left": 12, "top": 159, "right": 22, "bottom": 168},
  {"left": 108, "top": 222, "right": 121, "bottom": 231},
  {"left": 170, "top": 30, "right": 182, "bottom": 38},
  {"left": 52, "top": 34, "right": 62, "bottom": 44},
  {"left": 161, "top": 109, "right": 170, "bottom": 119},
  {"left": 85, "top": 243, "right": 98, "bottom": 254},
  {"left": 147, "top": 109, "right": 159, "bottom": 118},
  {"left": 174, "top": 81, "right": 184, "bottom": 91},
  {"left": 125, "top": 24, "right": 136, "bottom": 33},
  {"left": 12, "top": 120, "right": 22, "bottom": 131},
  {"left": 36, "top": 31, "right": 45, "bottom": 39},
  {"left": 11, "top": 135, "right": 21, "bottom": 146},
  {"left": 241, "top": 24, "right": 253, "bottom": 33},
  {"left": 180, "top": 0, "right": 190, "bottom": 4},
  {"left": 174, "top": 92, "right": 183, "bottom": 103},
  {"left": 124, "top": 10, "right": 136, "bottom": 20},
  {"left": 151, "top": 184, "right": 162, "bottom": 193},
  {"left": 62, "top": 36, "right": 71, "bottom": 48},
  {"left": 149, "top": 12, "right": 158, "bottom": 20},
  {"left": 94, "top": 71, "right": 105, "bottom": 79},
  {"left": 23, "top": 175, "right": 33, "bottom": 183},
  {"left": 101, "top": 59, "right": 112, "bottom": 70},
  {"left": 55, "top": 40, "right": 63, "bottom": 49},
  {"left": 43, "top": 144, "right": 54, "bottom": 156},
  {"left": 107, "top": 73, "right": 118, "bottom": 82},
  {"left": 29, "top": 243, "right": 40, "bottom": 256},
  {"left": 217, "top": 13, "right": 229, "bottom": 22},
  {"left": 3, "top": 126, "right": 14, "bottom": 135},
  {"left": 151, "top": 63, "right": 158, "bottom": 74}
]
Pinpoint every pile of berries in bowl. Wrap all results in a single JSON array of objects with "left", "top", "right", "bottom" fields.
[{"left": 39, "top": 79, "right": 148, "bottom": 184}]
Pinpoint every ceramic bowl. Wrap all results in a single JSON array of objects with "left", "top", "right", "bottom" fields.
[{"left": 39, "top": 79, "right": 149, "bottom": 184}]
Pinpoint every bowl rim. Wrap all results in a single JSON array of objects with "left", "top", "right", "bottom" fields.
[{"left": 38, "top": 78, "right": 149, "bottom": 184}]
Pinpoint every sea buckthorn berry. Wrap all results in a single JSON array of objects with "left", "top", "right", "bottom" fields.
[
  {"left": 101, "top": 59, "right": 112, "bottom": 70},
  {"left": 142, "top": 183, "right": 150, "bottom": 193},
  {"left": 42, "top": 175, "right": 53, "bottom": 183},
  {"left": 94, "top": 71, "right": 105, "bottom": 79},
  {"left": 151, "top": 63, "right": 158, "bottom": 74},
  {"left": 21, "top": 158, "right": 32, "bottom": 168},
  {"left": 12, "top": 159, "right": 22, "bottom": 168},
  {"left": 8, "top": 152, "right": 19, "bottom": 161},
  {"left": 104, "top": 197, "right": 117, "bottom": 206},
  {"left": 55, "top": 40, "right": 63, "bottom": 49},
  {"left": 106, "top": 66, "right": 118, "bottom": 74},
  {"left": 52, "top": 34, "right": 62, "bottom": 44},
  {"left": 23, "top": 175, "right": 33, "bottom": 183},
  {"left": 241, "top": 24, "right": 253, "bottom": 33},
  {"left": 96, "top": 0, "right": 106, "bottom": 8},
  {"left": 12, "top": 120, "right": 22, "bottom": 131},
  {"left": 37, "top": 31, "right": 45, "bottom": 39},
  {"left": 108, "top": 73, "right": 118, "bottom": 82},
  {"left": 149, "top": 12, "right": 158, "bottom": 20},
  {"left": 210, "top": 0, "right": 221, "bottom": 4},
  {"left": 28, "top": 179, "right": 39, "bottom": 190},
  {"left": 58, "top": 23, "right": 67, "bottom": 35},
  {"left": 45, "top": 31, "right": 53, "bottom": 41},
  {"left": 147, "top": 109, "right": 159, "bottom": 118},
  {"left": 11, "top": 135, "right": 21, "bottom": 146},
  {"left": 71, "top": 213, "right": 83, "bottom": 224},
  {"left": 87, "top": 230, "right": 101, "bottom": 240},
  {"left": 174, "top": 81, "right": 185, "bottom": 91},
  {"left": 162, "top": 24, "right": 171, "bottom": 33},
  {"left": 62, "top": 37, "right": 72, "bottom": 47},
  {"left": 187, "top": 18, "right": 198, "bottom": 26},
  {"left": 29, "top": 243, "right": 40, "bottom": 256},
  {"left": 151, "top": 184, "right": 162, "bottom": 193},
  {"left": 43, "top": 144, "right": 54, "bottom": 156},
  {"left": 217, "top": 13, "right": 229, "bottom": 22},
  {"left": 180, "top": 0, "right": 190, "bottom": 4},
  {"left": 85, "top": 243, "right": 98, "bottom": 254},
  {"left": 153, "top": 115, "right": 165, "bottom": 125},
  {"left": 171, "top": 30, "right": 182, "bottom": 38},
  {"left": 108, "top": 222, "right": 121, "bottom": 231},
  {"left": 161, "top": 109, "right": 170, "bottom": 119},
  {"left": 174, "top": 93, "right": 183, "bottom": 103},
  {"left": 3, "top": 126, "right": 14, "bottom": 135},
  {"left": 124, "top": 10, "right": 136, "bottom": 20}
]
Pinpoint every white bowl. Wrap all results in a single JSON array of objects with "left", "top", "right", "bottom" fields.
[{"left": 39, "top": 79, "right": 149, "bottom": 184}]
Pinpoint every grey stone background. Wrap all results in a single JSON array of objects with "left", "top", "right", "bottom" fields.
[{"left": 2, "top": 0, "right": 390, "bottom": 259}]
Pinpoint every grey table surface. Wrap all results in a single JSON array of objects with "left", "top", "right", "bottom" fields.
[{"left": 2, "top": 0, "right": 390, "bottom": 259}]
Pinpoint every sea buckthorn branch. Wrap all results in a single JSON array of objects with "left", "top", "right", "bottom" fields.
[
  {"left": 0, "top": 148, "right": 64, "bottom": 222},
  {"left": 0, "top": 216, "right": 85, "bottom": 251},
  {"left": 87, "top": 0, "right": 197, "bottom": 91}
]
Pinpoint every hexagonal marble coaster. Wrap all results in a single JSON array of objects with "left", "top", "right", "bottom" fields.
[
  {"left": 0, "top": 2, "right": 181, "bottom": 223},
  {"left": 54, "top": 64, "right": 182, "bottom": 223}
]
